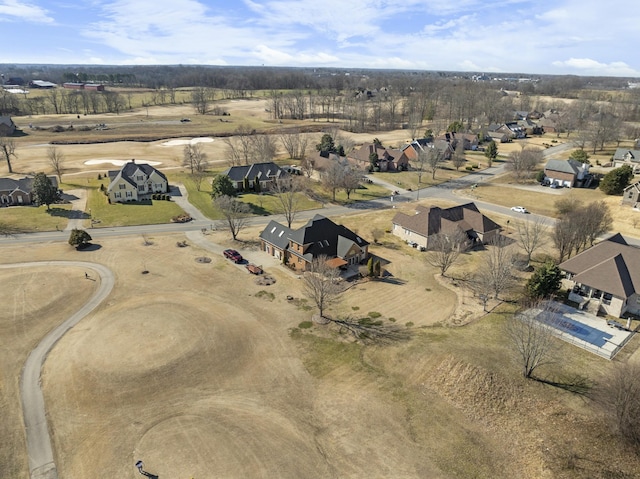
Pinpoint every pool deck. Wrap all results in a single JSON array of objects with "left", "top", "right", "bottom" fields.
[{"left": 528, "top": 301, "right": 635, "bottom": 359}]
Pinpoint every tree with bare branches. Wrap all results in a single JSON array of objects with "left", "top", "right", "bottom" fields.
[
  {"left": 47, "top": 146, "right": 65, "bottom": 183},
  {"left": 0, "top": 136, "right": 17, "bottom": 173},
  {"left": 425, "top": 229, "right": 469, "bottom": 277},
  {"left": 183, "top": 143, "right": 209, "bottom": 191},
  {"left": 302, "top": 255, "right": 343, "bottom": 318},
  {"left": 506, "top": 303, "right": 558, "bottom": 379},
  {"left": 425, "top": 147, "right": 443, "bottom": 180},
  {"left": 214, "top": 195, "right": 251, "bottom": 240},
  {"left": 475, "top": 235, "right": 516, "bottom": 299},
  {"left": 279, "top": 130, "right": 308, "bottom": 160},
  {"left": 515, "top": 217, "right": 548, "bottom": 267},
  {"left": 273, "top": 176, "right": 303, "bottom": 228},
  {"left": 506, "top": 147, "right": 543, "bottom": 181},
  {"left": 594, "top": 362, "right": 640, "bottom": 448}
]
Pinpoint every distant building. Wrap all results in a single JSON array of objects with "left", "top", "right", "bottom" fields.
[
  {"left": 29, "top": 80, "right": 56, "bottom": 89},
  {"left": 0, "top": 116, "right": 16, "bottom": 136}
]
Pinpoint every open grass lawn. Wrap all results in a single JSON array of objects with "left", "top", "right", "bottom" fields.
[
  {"left": 83, "top": 180, "right": 184, "bottom": 227},
  {"left": 0, "top": 203, "right": 73, "bottom": 232},
  {"left": 469, "top": 183, "right": 608, "bottom": 217}
]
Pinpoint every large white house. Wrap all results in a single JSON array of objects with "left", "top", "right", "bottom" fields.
[{"left": 107, "top": 160, "right": 168, "bottom": 203}]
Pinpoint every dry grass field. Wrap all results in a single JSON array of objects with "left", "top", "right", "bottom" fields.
[
  {"left": 4, "top": 100, "right": 640, "bottom": 479},
  {"left": 2, "top": 228, "right": 640, "bottom": 479}
]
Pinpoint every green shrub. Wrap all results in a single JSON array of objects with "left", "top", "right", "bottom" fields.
[
  {"left": 368, "top": 311, "right": 382, "bottom": 318},
  {"left": 405, "top": 321, "right": 414, "bottom": 327},
  {"left": 298, "top": 321, "right": 313, "bottom": 329},
  {"left": 465, "top": 166, "right": 474, "bottom": 171}
]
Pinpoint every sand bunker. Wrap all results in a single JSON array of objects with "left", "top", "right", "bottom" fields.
[
  {"left": 160, "top": 137, "right": 215, "bottom": 147},
  {"left": 84, "top": 159, "right": 162, "bottom": 166}
]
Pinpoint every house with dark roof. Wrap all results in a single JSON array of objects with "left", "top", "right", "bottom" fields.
[
  {"left": 0, "top": 175, "right": 59, "bottom": 205},
  {"left": 222, "top": 162, "right": 287, "bottom": 191},
  {"left": 561, "top": 234, "right": 640, "bottom": 318},
  {"left": 0, "top": 116, "right": 16, "bottom": 136},
  {"left": 543, "top": 159, "right": 591, "bottom": 187},
  {"left": 435, "top": 132, "right": 479, "bottom": 151},
  {"left": 348, "top": 143, "right": 410, "bottom": 171},
  {"left": 622, "top": 181, "right": 640, "bottom": 207},
  {"left": 259, "top": 214, "right": 369, "bottom": 272},
  {"left": 612, "top": 148, "right": 640, "bottom": 172},
  {"left": 391, "top": 203, "right": 502, "bottom": 249},
  {"left": 107, "top": 160, "right": 168, "bottom": 203},
  {"left": 401, "top": 138, "right": 453, "bottom": 163}
]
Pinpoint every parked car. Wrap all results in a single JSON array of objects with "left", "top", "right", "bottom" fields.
[
  {"left": 511, "top": 206, "right": 528, "bottom": 214},
  {"left": 223, "top": 249, "right": 243, "bottom": 263}
]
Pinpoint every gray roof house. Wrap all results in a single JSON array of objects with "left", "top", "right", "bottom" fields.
[
  {"left": 222, "top": 162, "right": 287, "bottom": 190},
  {"left": 0, "top": 175, "right": 59, "bottom": 206},
  {"left": 622, "top": 181, "right": 640, "bottom": 207},
  {"left": 0, "top": 116, "right": 16, "bottom": 136},
  {"left": 107, "top": 160, "right": 168, "bottom": 203},
  {"left": 544, "top": 159, "right": 590, "bottom": 187},
  {"left": 561, "top": 234, "right": 640, "bottom": 318},
  {"left": 612, "top": 148, "right": 640, "bottom": 172},
  {"left": 259, "top": 214, "right": 369, "bottom": 272}
]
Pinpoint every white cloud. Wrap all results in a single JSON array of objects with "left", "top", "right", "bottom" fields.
[
  {"left": 0, "top": 0, "right": 53, "bottom": 23},
  {"left": 552, "top": 58, "right": 640, "bottom": 76}
]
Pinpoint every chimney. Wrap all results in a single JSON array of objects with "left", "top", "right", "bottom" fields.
[{"left": 131, "top": 158, "right": 135, "bottom": 163}]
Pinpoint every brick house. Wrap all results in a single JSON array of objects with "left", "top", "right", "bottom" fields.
[{"left": 107, "top": 160, "right": 168, "bottom": 203}]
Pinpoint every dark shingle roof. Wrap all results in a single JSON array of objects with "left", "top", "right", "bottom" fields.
[
  {"left": 261, "top": 214, "right": 368, "bottom": 263},
  {"left": 222, "top": 162, "right": 286, "bottom": 182},
  {"left": 259, "top": 220, "right": 293, "bottom": 250}
]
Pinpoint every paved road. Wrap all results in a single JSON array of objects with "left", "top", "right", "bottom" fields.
[{"left": 1, "top": 261, "right": 115, "bottom": 479}]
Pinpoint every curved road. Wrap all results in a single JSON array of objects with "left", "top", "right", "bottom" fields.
[{"left": 1, "top": 261, "right": 115, "bottom": 479}]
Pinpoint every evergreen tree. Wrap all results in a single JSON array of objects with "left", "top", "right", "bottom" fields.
[
  {"left": 525, "top": 262, "right": 563, "bottom": 299},
  {"left": 32, "top": 172, "right": 59, "bottom": 211},
  {"left": 600, "top": 165, "right": 633, "bottom": 195},
  {"left": 484, "top": 140, "right": 498, "bottom": 167},
  {"left": 211, "top": 174, "right": 235, "bottom": 198}
]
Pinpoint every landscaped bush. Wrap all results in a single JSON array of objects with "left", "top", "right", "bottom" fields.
[{"left": 465, "top": 166, "right": 474, "bottom": 171}]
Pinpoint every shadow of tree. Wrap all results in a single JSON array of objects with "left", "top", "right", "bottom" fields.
[
  {"left": 534, "top": 374, "right": 593, "bottom": 397},
  {"left": 47, "top": 207, "right": 74, "bottom": 218}
]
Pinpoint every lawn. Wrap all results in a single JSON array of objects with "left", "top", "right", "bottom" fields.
[
  {"left": 0, "top": 203, "right": 73, "bottom": 232},
  {"left": 85, "top": 180, "right": 185, "bottom": 227}
]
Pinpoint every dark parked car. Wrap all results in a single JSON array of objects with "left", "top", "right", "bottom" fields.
[{"left": 223, "top": 249, "right": 243, "bottom": 263}]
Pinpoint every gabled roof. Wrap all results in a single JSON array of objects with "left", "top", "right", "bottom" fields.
[
  {"left": 392, "top": 203, "right": 501, "bottom": 237},
  {"left": 560, "top": 234, "right": 640, "bottom": 299},
  {"left": 544, "top": 159, "right": 583, "bottom": 175},
  {"left": 613, "top": 148, "right": 640, "bottom": 162},
  {"left": 0, "top": 175, "right": 58, "bottom": 194},
  {"left": 107, "top": 161, "right": 166, "bottom": 191},
  {"left": 222, "top": 162, "right": 286, "bottom": 182},
  {"left": 0, "top": 116, "right": 15, "bottom": 128},
  {"left": 259, "top": 220, "right": 293, "bottom": 250},
  {"left": 265, "top": 214, "right": 368, "bottom": 263},
  {"left": 623, "top": 181, "right": 640, "bottom": 193}
]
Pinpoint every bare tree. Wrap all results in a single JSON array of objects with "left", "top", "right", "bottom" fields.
[
  {"left": 273, "top": 176, "right": 303, "bottom": 228},
  {"left": 342, "top": 165, "right": 363, "bottom": 200},
  {"left": 451, "top": 140, "right": 466, "bottom": 171},
  {"left": 0, "top": 136, "right": 17, "bottom": 173},
  {"left": 224, "top": 126, "right": 254, "bottom": 166},
  {"left": 515, "top": 217, "right": 548, "bottom": 267},
  {"left": 249, "top": 134, "right": 277, "bottom": 164},
  {"left": 425, "top": 229, "right": 469, "bottom": 277},
  {"left": 279, "top": 130, "right": 308, "bottom": 160},
  {"left": 594, "top": 362, "right": 640, "bottom": 447},
  {"left": 425, "top": 147, "right": 443, "bottom": 180},
  {"left": 506, "top": 147, "right": 543, "bottom": 181},
  {"left": 302, "top": 255, "right": 343, "bottom": 318},
  {"left": 214, "top": 195, "right": 251, "bottom": 240},
  {"left": 47, "top": 146, "right": 65, "bottom": 183},
  {"left": 191, "top": 87, "right": 210, "bottom": 114},
  {"left": 476, "top": 235, "right": 515, "bottom": 299},
  {"left": 183, "top": 144, "right": 209, "bottom": 191},
  {"left": 321, "top": 159, "right": 345, "bottom": 201},
  {"left": 506, "top": 303, "right": 558, "bottom": 379}
]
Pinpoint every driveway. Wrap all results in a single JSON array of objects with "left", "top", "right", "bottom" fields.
[
  {"left": 0, "top": 261, "right": 115, "bottom": 479},
  {"left": 61, "top": 189, "right": 88, "bottom": 231}
]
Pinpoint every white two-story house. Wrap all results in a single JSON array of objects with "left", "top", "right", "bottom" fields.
[{"left": 107, "top": 160, "right": 168, "bottom": 203}]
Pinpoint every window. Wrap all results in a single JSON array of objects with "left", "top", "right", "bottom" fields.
[
  {"left": 126, "top": 191, "right": 132, "bottom": 197},
  {"left": 137, "top": 175, "right": 144, "bottom": 181},
  {"left": 119, "top": 184, "right": 126, "bottom": 190},
  {"left": 115, "top": 192, "right": 121, "bottom": 198}
]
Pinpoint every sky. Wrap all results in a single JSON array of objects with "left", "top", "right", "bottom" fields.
[{"left": 1, "top": 0, "right": 639, "bottom": 77}]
